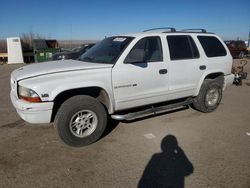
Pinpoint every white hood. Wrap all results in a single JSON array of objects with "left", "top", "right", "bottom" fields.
[{"left": 11, "top": 60, "right": 113, "bottom": 81}]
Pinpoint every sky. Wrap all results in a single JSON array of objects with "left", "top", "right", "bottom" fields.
[{"left": 0, "top": 0, "right": 249, "bottom": 41}]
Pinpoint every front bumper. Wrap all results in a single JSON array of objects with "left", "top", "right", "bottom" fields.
[
  {"left": 10, "top": 91, "right": 53, "bottom": 124},
  {"left": 224, "top": 74, "right": 234, "bottom": 90}
]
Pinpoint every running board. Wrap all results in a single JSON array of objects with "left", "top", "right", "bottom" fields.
[{"left": 111, "top": 98, "right": 193, "bottom": 121}]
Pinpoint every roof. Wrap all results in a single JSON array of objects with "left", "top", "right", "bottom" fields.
[
  {"left": 120, "top": 28, "right": 215, "bottom": 38},
  {"left": 121, "top": 32, "right": 216, "bottom": 38}
]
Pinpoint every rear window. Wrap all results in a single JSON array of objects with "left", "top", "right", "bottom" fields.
[
  {"left": 198, "top": 36, "right": 227, "bottom": 57},
  {"left": 167, "top": 35, "right": 199, "bottom": 60}
]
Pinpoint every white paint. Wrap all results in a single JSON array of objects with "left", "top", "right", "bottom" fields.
[
  {"left": 7, "top": 37, "right": 24, "bottom": 64},
  {"left": 113, "top": 37, "right": 127, "bottom": 42},
  {"left": 10, "top": 31, "right": 234, "bottom": 124},
  {"left": 246, "top": 132, "right": 250, "bottom": 136}
]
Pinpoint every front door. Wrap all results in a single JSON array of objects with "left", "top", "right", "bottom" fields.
[{"left": 112, "top": 36, "right": 169, "bottom": 111}]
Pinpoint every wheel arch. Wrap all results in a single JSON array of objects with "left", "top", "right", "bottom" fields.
[
  {"left": 50, "top": 86, "right": 113, "bottom": 122},
  {"left": 195, "top": 71, "right": 224, "bottom": 96}
]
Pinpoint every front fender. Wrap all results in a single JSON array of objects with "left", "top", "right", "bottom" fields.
[
  {"left": 19, "top": 69, "right": 115, "bottom": 113},
  {"left": 50, "top": 82, "right": 115, "bottom": 114}
]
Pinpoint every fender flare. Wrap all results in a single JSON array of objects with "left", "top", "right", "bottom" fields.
[{"left": 195, "top": 70, "right": 225, "bottom": 96}]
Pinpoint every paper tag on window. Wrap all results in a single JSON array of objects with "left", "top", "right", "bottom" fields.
[{"left": 113, "top": 37, "right": 126, "bottom": 42}]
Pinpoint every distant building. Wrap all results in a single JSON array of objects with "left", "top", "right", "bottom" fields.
[{"left": 0, "top": 38, "right": 99, "bottom": 64}]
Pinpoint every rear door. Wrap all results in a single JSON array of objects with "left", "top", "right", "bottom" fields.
[{"left": 166, "top": 35, "right": 204, "bottom": 99}]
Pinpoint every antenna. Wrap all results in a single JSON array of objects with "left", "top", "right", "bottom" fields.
[
  {"left": 70, "top": 23, "right": 72, "bottom": 48},
  {"left": 248, "top": 28, "right": 250, "bottom": 47}
]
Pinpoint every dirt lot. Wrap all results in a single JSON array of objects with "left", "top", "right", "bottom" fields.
[{"left": 0, "top": 60, "right": 250, "bottom": 188}]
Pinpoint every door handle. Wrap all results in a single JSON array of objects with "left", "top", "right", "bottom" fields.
[
  {"left": 199, "top": 65, "right": 206, "bottom": 70},
  {"left": 159, "top": 69, "right": 168, "bottom": 74}
]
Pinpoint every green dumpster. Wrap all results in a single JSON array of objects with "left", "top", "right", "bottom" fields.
[{"left": 33, "top": 39, "right": 60, "bottom": 62}]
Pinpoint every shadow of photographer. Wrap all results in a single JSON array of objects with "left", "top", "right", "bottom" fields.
[{"left": 138, "top": 135, "right": 194, "bottom": 188}]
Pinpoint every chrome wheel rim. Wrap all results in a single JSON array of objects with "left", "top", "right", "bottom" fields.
[
  {"left": 206, "top": 88, "right": 219, "bottom": 107},
  {"left": 69, "top": 110, "right": 98, "bottom": 138}
]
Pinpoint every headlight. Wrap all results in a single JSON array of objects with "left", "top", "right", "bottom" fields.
[{"left": 18, "top": 86, "right": 41, "bottom": 102}]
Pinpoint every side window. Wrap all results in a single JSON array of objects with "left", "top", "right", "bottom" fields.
[
  {"left": 125, "top": 36, "right": 163, "bottom": 63},
  {"left": 197, "top": 36, "right": 227, "bottom": 57},
  {"left": 167, "top": 35, "right": 199, "bottom": 60},
  {"left": 146, "top": 37, "right": 163, "bottom": 62}
]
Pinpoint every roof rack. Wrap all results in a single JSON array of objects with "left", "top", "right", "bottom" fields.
[
  {"left": 143, "top": 27, "right": 176, "bottom": 32},
  {"left": 181, "top": 29, "right": 207, "bottom": 33}
]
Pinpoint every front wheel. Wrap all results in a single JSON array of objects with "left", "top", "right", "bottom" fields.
[
  {"left": 192, "top": 79, "right": 223, "bottom": 113},
  {"left": 54, "top": 95, "right": 107, "bottom": 147}
]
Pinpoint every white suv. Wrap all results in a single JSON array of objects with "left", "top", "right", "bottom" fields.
[{"left": 10, "top": 28, "right": 234, "bottom": 146}]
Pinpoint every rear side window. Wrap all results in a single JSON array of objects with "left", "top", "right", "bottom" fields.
[
  {"left": 167, "top": 35, "right": 199, "bottom": 60},
  {"left": 198, "top": 36, "right": 227, "bottom": 57}
]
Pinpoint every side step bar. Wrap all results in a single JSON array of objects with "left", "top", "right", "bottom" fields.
[{"left": 111, "top": 98, "right": 193, "bottom": 121}]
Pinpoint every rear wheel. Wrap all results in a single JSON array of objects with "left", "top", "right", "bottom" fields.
[
  {"left": 54, "top": 95, "right": 107, "bottom": 147},
  {"left": 192, "top": 78, "right": 223, "bottom": 113},
  {"left": 239, "top": 51, "right": 245, "bottom": 59}
]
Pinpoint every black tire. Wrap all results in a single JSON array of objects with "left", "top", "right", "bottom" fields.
[
  {"left": 239, "top": 51, "right": 245, "bottom": 59},
  {"left": 241, "top": 72, "right": 248, "bottom": 80},
  {"left": 192, "top": 78, "right": 223, "bottom": 113},
  {"left": 54, "top": 95, "right": 107, "bottom": 147}
]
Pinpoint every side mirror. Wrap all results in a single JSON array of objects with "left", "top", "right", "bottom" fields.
[{"left": 124, "top": 49, "right": 145, "bottom": 64}]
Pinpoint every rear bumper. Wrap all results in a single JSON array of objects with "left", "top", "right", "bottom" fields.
[
  {"left": 10, "top": 91, "right": 53, "bottom": 124},
  {"left": 224, "top": 74, "right": 234, "bottom": 90}
]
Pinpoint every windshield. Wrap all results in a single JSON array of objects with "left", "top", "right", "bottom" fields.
[{"left": 78, "top": 36, "right": 134, "bottom": 64}]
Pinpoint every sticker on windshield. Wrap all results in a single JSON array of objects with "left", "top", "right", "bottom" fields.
[{"left": 113, "top": 37, "right": 127, "bottom": 42}]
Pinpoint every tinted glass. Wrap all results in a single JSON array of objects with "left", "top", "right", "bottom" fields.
[
  {"left": 198, "top": 36, "right": 227, "bottom": 57},
  {"left": 167, "top": 35, "right": 199, "bottom": 60},
  {"left": 125, "top": 36, "right": 163, "bottom": 63},
  {"left": 145, "top": 37, "right": 163, "bottom": 62},
  {"left": 79, "top": 36, "right": 134, "bottom": 64},
  {"left": 189, "top": 36, "right": 199, "bottom": 58}
]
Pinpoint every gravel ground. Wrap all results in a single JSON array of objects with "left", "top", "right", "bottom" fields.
[{"left": 0, "top": 60, "right": 249, "bottom": 188}]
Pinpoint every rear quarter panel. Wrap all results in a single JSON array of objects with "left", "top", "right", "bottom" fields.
[{"left": 194, "top": 34, "right": 233, "bottom": 96}]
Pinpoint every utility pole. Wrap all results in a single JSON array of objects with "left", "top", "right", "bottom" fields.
[
  {"left": 248, "top": 28, "right": 250, "bottom": 47},
  {"left": 70, "top": 23, "right": 72, "bottom": 48}
]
